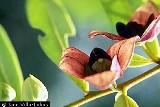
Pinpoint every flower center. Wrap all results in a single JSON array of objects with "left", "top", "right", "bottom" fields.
[
  {"left": 116, "top": 14, "right": 155, "bottom": 38},
  {"left": 92, "top": 58, "right": 111, "bottom": 73},
  {"left": 85, "top": 48, "right": 112, "bottom": 76},
  {"left": 116, "top": 21, "right": 146, "bottom": 38}
]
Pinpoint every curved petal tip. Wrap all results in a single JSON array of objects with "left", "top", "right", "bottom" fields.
[
  {"left": 140, "top": 15, "right": 160, "bottom": 42},
  {"left": 88, "top": 30, "right": 125, "bottom": 40}
]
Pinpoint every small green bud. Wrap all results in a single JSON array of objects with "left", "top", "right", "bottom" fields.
[
  {"left": 22, "top": 74, "right": 48, "bottom": 101},
  {"left": 0, "top": 82, "right": 16, "bottom": 101}
]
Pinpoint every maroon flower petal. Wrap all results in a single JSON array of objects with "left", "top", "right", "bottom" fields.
[
  {"left": 130, "top": 1, "right": 159, "bottom": 25},
  {"left": 140, "top": 15, "right": 160, "bottom": 42},
  {"left": 61, "top": 47, "right": 89, "bottom": 65},
  {"left": 59, "top": 56, "right": 86, "bottom": 78},
  {"left": 88, "top": 30, "right": 125, "bottom": 40},
  {"left": 118, "top": 36, "right": 139, "bottom": 73},
  {"left": 106, "top": 40, "right": 126, "bottom": 58},
  {"left": 107, "top": 36, "right": 140, "bottom": 72},
  {"left": 59, "top": 47, "right": 89, "bottom": 79},
  {"left": 84, "top": 71, "right": 119, "bottom": 90}
]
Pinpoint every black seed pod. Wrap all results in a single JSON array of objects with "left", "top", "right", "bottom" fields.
[
  {"left": 126, "top": 21, "right": 145, "bottom": 38},
  {"left": 89, "top": 48, "right": 111, "bottom": 66},
  {"left": 116, "top": 22, "right": 126, "bottom": 37}
]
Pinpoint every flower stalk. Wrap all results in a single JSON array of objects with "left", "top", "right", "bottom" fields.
[
  {"left": 64, "top": 89, "right": 117, "bottom": 107},
  {"left": 65, "top": 64, "right": 160, "bottom": 107},
  {"left": 120, "top": 64, "right": 160, "bottom": 90}
]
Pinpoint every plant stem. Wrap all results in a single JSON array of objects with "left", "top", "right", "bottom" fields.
[
  {"left": 65, "top": 65, "right": 160, "bottom": 107},
  {"left": 120, "top": 64, "right": 160, "bottom": 90},
  {"left": 64, "top": 89, "right": 119, "bottom": 107}
]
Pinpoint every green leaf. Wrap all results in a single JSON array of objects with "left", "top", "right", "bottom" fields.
[
  {"left": 26, "top": 0, "right": 89, "bottom": 93},
  {"left": 62, "top": 0, "right": 114, "bottom": 31},
  {"left": 65, "top": 73, "right": 89, "bottom": 94},
  {"left": 100, "top": 0, "right": 142, "bottom": 25},
  {"left": 0, "top": 25, "right": 24, "bottom": 100},
  {"left": 115, "top": 92, "right": 122, "bottom": 101},
  {"left": 129, "top": 54, "right": 154, "bottom": 67},
  {"left": 142, "top": 0, "right": 160, "bottom": 8},
  {"left": 114, "top": 93, "right": 139, "bottom": 107},
  {"left": 26, "top": 0, "right": 76, "bottom": 65},
  {"left": 142, "top": 37, "right": 160, "bottom": 62},
  {"left": 152, "top": 0, "right": 160, "bottom": 8}
]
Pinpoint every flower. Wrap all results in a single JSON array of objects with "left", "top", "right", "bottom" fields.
[
  {"left": 89, "top": 1, "right": 160, "bottom": 42},
  {"left": 59, "top": 37, "right": 138, "bottom": 90}
]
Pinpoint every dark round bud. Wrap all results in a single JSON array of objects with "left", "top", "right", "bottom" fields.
[
  {"left": 89, "top": 48, "right": 111, "bottom": 66},
  {"left": 126, "top": 21, "right": 145, "bottom": 38},
  {"left": 116, "top": 22, "right": 126, "bottom": 37},
  {"left": 116, "top": 21, "right": 146, "bottom": 38}
]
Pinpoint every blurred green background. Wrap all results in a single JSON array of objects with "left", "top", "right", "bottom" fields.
[{"left": 1, "top": 0, "right": 160, "bottom": 107}]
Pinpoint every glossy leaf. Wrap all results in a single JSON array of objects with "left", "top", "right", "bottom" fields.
[
  {"left": 100, "top": 0, "right": 142, "bottom": 25},
  {"left": 26, "top": 0, "right": 89, "bottom": 93},
  {"left": 66, "top": 73, "right": 89, "bottom": 94},
  {"left": 115, "top": 92, "right": 122, "bottom": 101},
  {"left": 142, "top": 37, "right": 160, "bottom": 62},
  {"left": 149, "top": 0, "right": 160, "bottom": 8},
  {"left": 26, "top": 0, "right": 76, "bottom": 65},
  {"left": 62, "top": 0, "right": 114, "bottom": 32},
  {"left": 0, "top": 25, "right": 24, "bottom": 100},
  {"left": 114, "top": 93, "right": 139, "bottom": 107},
  {"left": 129, "top": 54, "right": 154, "bottom": 67}
]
